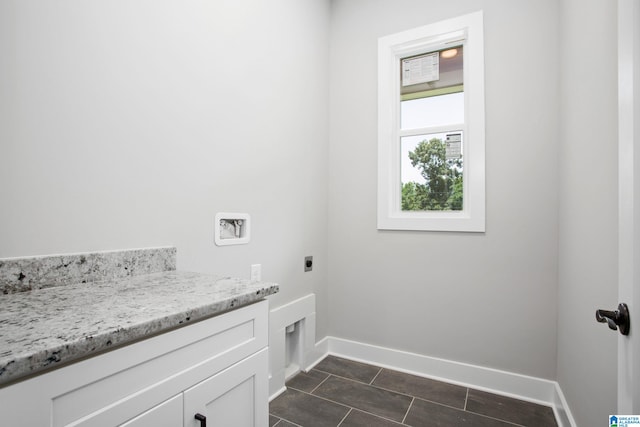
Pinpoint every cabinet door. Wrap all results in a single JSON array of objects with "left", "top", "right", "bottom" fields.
[
  {"left": 120, "top": 395, "right": 182, "bottom": 427},
  {"left": 184, "top": 348, "right": 268, "bottom": 427}
]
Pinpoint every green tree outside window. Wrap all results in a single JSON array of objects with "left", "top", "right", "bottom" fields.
[{"left": 402, "top": 137, "right": 463, "bottom": 211}]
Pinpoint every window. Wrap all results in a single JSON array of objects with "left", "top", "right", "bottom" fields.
[{"left": 377, "top": 11, "right": 485, "bottom": 232}]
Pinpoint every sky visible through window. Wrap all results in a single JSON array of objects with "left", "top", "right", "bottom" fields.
[{"left": 400, "top": 92, "right": 464, "bottom": 184}]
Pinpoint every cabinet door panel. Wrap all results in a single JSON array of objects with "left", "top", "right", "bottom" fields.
[
  {"left": 120, "top": 395, "right": 182, "bottom": 427},
  {"left": 184, "top": 348, "right": 268, "bottom": 427}
]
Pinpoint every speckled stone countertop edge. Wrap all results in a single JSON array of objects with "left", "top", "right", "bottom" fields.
[{"left": 0, "top": 272, "right": 279, "bottom": 387}]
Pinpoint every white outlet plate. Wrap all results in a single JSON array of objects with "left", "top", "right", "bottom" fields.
[{"left": 251, "top": 264, "right": 261, "bottom": 281}]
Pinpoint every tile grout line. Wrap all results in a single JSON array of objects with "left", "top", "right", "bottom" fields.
[
  {"left": 308, "top": 371, "right": 466, "bottom": 413},
  {"left": 462, "top": 389, "right": 526, "bottom": 427},
  {"left": 309, "top": 373, "right": 332, "bottom": 394},
  {"left": 313, "top": 371, "right": 417, "bottom": 400},
  {"left": 369, "top": 366, "right": 383, "bottom": 385},
  {"left": 336, "top": 408, "right": 353, "bottom": 427},
  {"left": 286, "top": 385, "right": 353, "bottom": 410},
  {"left": 313, "top": 367, "right": 378, "bottom": 387},
  {"left": 271, "top": 415, "right": 304, "bottom": 427},
  {"left": 464, "top": 387, "right": 469, "bottom": 410},
  {"left": 401, "top": 397, "right": 415, "bottom": 425},
  {"left": 286, "top": 385, "right": 406, "bottom": 425},
  {"left": 466, "top": 412, "right": 526, "bottom": 427}
]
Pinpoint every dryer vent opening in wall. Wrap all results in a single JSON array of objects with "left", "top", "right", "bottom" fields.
[
  {"left": 285, "top": 320, "right": 303, "bottom": 380},
  {"left": 215, "top": 213, "right": 251, "bottom": 246}
]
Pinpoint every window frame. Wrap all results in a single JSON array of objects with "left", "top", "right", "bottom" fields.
[{"left": 377, "top": 11, "right": 485, "bottom": 232}]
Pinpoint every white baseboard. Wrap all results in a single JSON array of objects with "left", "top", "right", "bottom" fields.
[
  {"left": 303, "top": 336, "right": 329, "bottom": 371},
  {"left": 551, "top": 382, "right": 577, "bottom": 427},
  {"left": 279, "top": 336, "right": 576, "bottom": 427},
  {"left": 269, "top": 385, "right": 287, "bottom": 402}
]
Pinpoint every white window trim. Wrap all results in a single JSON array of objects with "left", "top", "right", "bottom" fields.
[{"left": 377, "top": 11, "right": 485, "bottom": 232}]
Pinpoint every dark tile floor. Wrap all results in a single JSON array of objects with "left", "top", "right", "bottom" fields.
[{"left": 269, "top": 356, "right": 558, "bottom": 427}]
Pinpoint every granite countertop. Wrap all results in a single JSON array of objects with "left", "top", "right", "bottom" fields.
[{"left": 0, "top": 270, "right": 279, "bottom": 387}]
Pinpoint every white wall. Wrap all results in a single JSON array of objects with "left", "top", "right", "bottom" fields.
[
  {"left": 557, "top": 0, "right": 619, "bottom": 424},
  {"left": 1, "top": 0, "right": 625, "bottom": 422},
  {"left": 0, "top": 0, "right": 331, "bottom": 337},
  {"left": 328, "top": 0, "right": 561, "bottom": 380}
]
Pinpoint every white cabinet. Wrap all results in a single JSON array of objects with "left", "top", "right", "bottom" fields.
[{"left": 0, "top": 300, "right": 269, "bottom": 427}]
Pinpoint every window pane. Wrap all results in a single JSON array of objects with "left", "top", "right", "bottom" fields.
[
  {"left": 400, "top": 92, "right": 464, "bottom": 130},
  {"left": 401, "top": 132, "right": 463, "bottom": 211}
]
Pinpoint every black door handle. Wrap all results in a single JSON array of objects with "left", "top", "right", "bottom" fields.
[
  {"left": 194, "top": 413, "right": 207, "bottom": 427},
  {"left": 596, "top": 303, "right": 630, "bottom": 335}
]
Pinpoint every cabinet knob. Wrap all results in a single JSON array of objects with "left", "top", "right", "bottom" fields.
[{"left": 194, "top": 413, "right": 207, "bottom": 427}]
